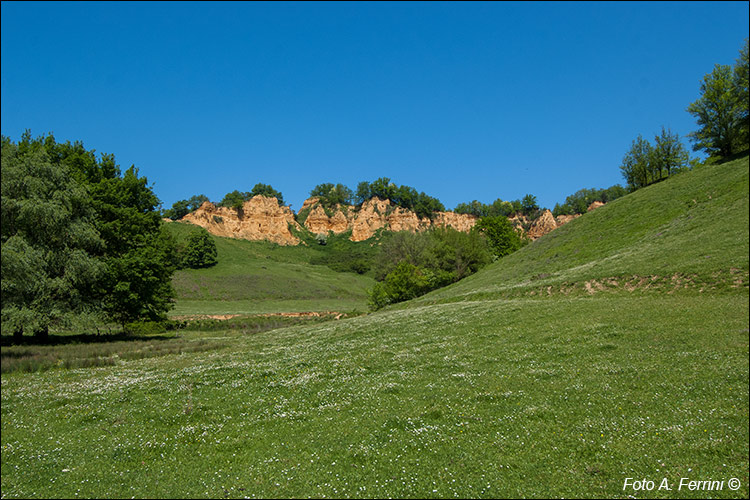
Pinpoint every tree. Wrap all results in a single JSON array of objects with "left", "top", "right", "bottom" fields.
[
  {"left": 474, "top": 216, "right": 525, "bottom": 258},
  {"left": 249, "top": 183, "right": 284, "bottom": 204},
  {"left": 310, "top": 183, "right": 353, "bottom": 208},
  {"left": 355, "top": 181, "right": 372, "bottom": 205},
  {"left": 368, "top": 262, "right": 432, "bottom": 311},
  {"left": 521, "top": 194, "right": 539, "bottom": 216},
  {"left": 373, "top": 231, "right": 437, "bottom": 281},
  {"left": 620, "top": 134, "right": 653, "bottom": 191},
  {"left": 218, "top": 190, "right": 249, "bottom": 210},
  {"left": 1, "top": 134, "right": 104, "bottom": 339},
  {"left": 734, "top": 38, "right": 749, "bottom": 150},
  {"left": 686, "top": 63, "right": 745, "bottom": 159},
  {"left": 180, "top": 229, "right": 218, "bottom": 269},
  {"left": 164, "top": 194, "right": 208, "bottom": 220},
  {"left": 369, "top": 177, "right": 397, "bottom": 201},
  {"left": 429, "top": 227, "right": 491, "bottom": 280},
  {"left": 454, "top": 200, "right": 488, "bottom": 217},
  {"left": 43, "top": 133, "right": 177, "bottom": 329},
  {"left": 652, "top": 127, "right": 690, "bottom": 178}
]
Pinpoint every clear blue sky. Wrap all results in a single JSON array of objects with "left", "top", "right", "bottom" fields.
[{"left": 2, "top": 1, "right": 748, "bottom": 212}]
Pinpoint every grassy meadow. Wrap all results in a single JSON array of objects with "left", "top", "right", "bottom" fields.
[
  {"left": 1, "top": 156, "right": 748, "bottom": 498},
  {"left": 166, "top": 223, "right": 376, "bottom": 315}
]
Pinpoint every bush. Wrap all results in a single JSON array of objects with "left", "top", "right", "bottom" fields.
[
  {"left": 368, "top": 227, "right": 492, "bottom": 310},
  {"left": 368, "top": 262, "right": 432, "bottom": 311},
  {"left": 180, "top": 229, "right": 218, "bottom": 269},
  {"left": 474, "top": 216, "right": 525, "bottom": 258}
]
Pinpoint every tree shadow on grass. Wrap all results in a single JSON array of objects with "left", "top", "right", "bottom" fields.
[{"left": 0, "top": 331, "right": 178, "bottom": 347}]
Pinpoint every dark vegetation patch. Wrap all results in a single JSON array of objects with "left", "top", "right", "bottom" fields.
[{"left": 1, "top": 337, "right": 224, "bottom": 374}]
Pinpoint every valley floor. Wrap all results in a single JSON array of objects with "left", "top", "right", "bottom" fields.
[{"left": 2, "top": 290, "right": 747, "bottom": 498}]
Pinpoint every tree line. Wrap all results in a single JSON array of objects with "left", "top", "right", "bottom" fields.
[
  {"left": 453, "top": 194, "right": 539, "bottom": 219},
  {"left": 620, "top": 38, "right": 749, "bottom": 192},
  {"left": 552, "top": 185, "right": 627, "bottom": 217},
  {"left": 165, "top": 177, "right": 448, "bottom": 222}
]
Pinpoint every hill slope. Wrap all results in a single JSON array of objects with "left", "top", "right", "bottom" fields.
[
  {"left": 2, "top": 156, "right": 748, "bottom": 498},
  {"left": 165, "top": 222, "right": 376, "bottom": 315},
  {"left": 412, "top": 155, "right": 748, "bottom": 304}
]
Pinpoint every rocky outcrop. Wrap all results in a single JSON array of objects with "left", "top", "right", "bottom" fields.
[
  {"left": 433, "top": 211, "right": 478, "bottom": 233},
  {"left": 588, "top": 201, "right": 605, "bottom": 211},
  {"left": 350, "top": 197, "right": 392, "bottom": 242},
  {"left": 555, "top": 214, "right": 580, "bottom": 226},
  {"left": 181, "top": 196, "right": 302, "bottom": 245},
  {"left": 181, "top": 194, "right": 595, "bottom": 245},
  {"left": 303, "top": 203, "right": 354, "bottom": 235},
  {"left": 527, "top": 210, "right": 558, "bottom": 239},
  {"left": 304, "top": 197, "right": 477, "bottom": 242}
]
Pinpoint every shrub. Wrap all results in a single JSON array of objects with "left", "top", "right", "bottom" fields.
[
  {"left": 180, "top": 229, "right": 218, "bottom": 269},
  {"left": 368, "top": 262, "right": 432, "bottom": 310},
  {"left": 474, "top": 216, "right": 525, "bottom": 258}
]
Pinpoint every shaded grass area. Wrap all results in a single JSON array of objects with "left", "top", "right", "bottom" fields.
[
  {"left": 1, "top": 337, "right": 223, "bottom": 374},
  {"left": 0, "top": 314, "right": 346, "bottom": 375},
  {"left": 169, "top": 298, "right": 368, "bottom": 316},
  {"left": 1, "top": 292, "right": 747, "bottom": 498}
]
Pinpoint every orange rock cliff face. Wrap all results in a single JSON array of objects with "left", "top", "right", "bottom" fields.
[
  {"left": 180, "top": 196, "right": 601, "bottom": 244},
  {"left": 181, "top": 196, "right": 302, "bottom": 246}
]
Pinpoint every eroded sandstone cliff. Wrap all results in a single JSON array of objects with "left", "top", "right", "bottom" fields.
[
  {"left": 181, "top": 195, "right": 602, "bottom": 245},
  {"left": 181, "top": 196, "right": 302, "bottom": 245}
]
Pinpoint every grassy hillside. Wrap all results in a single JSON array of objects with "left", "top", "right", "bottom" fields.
[
  {"left": 165, "top": 222, "right": 376, "bottom": 314},
  {"left": 411, "top": 154, "right": 748, "bottom": 305},
  {"left": 2, "top": 156, "right": 747, "bottom": 498}
]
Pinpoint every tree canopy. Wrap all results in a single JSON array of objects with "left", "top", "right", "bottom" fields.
[
  {"left": 163, "top": 194, "right": 209, "bottom": 220},
  {"left": 310, "top": 183, "right": 354, "bottom": 208},
  {"left": 218, "top": 183, "right": 285, "bottom": 209},
  {"left": 179, "top": 228, "right": 218, "bottom": 269},
  {"left": 354, "top": 178, "right": 445, "bottom": 219},
  {"left": 620, "top": 128, "right": 690, "bottom": 192},
  {"left": 687, "top": 39, "right": 749, "bottom": 160},
  {"left": 1, "top": 132, "right": 177, "bottom": 336}
]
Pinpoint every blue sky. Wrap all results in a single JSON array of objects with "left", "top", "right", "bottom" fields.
[{"left": 2, "top": 1, "right": 748, "bottom": 213}]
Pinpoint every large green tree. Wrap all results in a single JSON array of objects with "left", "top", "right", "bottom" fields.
[
  {"left": 249, "top": 183, "right": 284, "bottom": 205},
  {"left": 1, "top": 135, "right": 104, "bottom": 339},
  {"left": 163, "top": 194, "right": 209, "bottom": 220},
  {"left": 652, "top": 127, "right": 690, "bottom": 178},
  {"left": 3, "top": 132, "right": 177, "bottom": 335},
  {"left": 686, "top": 63, "right": 745, "bottom": 159},
  {"left": 309, "top": 183, "right": 354, "bottom": 208}
]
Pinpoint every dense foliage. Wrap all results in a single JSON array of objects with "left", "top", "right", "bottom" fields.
[
  {"left": 552, "top": 185, "right": 627, "bottom": 216},
  {"left": 454, "top": 194, "right": 539, "bottom": 218},
  {"left": 178, "top": 228, "right": 218, "bottom": 269},
  {"left": 1, "top": 132, "right": 177, "bottom": 337},
  {"left": 620, "top": 128, "right": 691, "bottom": 191},
  {"left": 687, "top": 39, "right": 749, "bottom": 160},
  {"left": 368, "top": 227, "right": 492, "bottom": 310},
  {"left": 309, "top": 183, "right": 354, "bottom": 209},
  {"left": 163, "top": 194, "right": 209, "bottom": 220},
  {"left": 218, "top": 183, "right": 285, "bottom": 209},
  {"left": 474, "top": 216, "right": 527, "bottom": 258},
  {"left": 355, "top": 177, "right": 445, "bottom": 219}
]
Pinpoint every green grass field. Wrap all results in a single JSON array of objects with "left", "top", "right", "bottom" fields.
[
  {"left": 167, "top": 223, "right": 376, "bottom": 315},
  {"left": 1, "top": 156, "right": 748, "bottom": 498}
]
